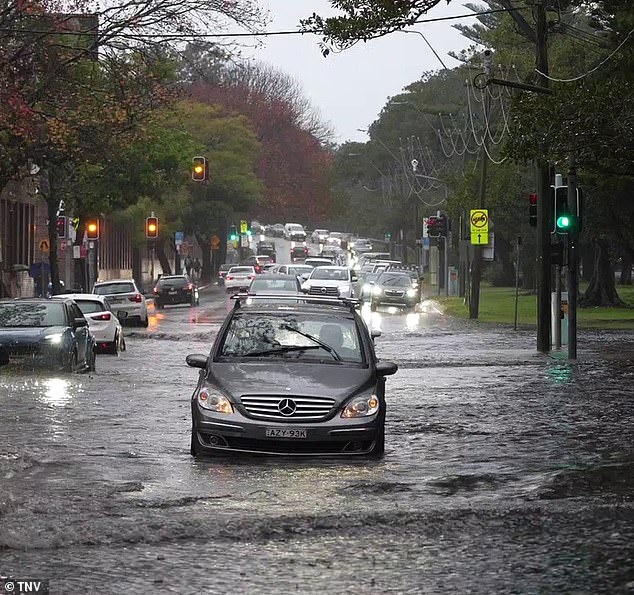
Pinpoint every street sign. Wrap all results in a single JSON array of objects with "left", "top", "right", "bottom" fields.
[
  {"left": 470, "top": 209, "right": 489, "bottom": 235},
  {"left": 471, "top": 231, "right": 489, "bottom": 245},
  {"left": 240, "top": 220, "right": 248, "bottom": 234},
  {"left": 240, "top": 235, "right": 249, "bottom": 248},
  {"left": 175, "top": 231, "right": 184, "bottom": 246},
  {"left": 39, "top": 239, "right": 50, "bottom": 253},
  {"left": 72, "top": 216, "right": 80, "bottom": 232},
  {"left": 211, "top": 235, "right": 221, "bottom": 250}
]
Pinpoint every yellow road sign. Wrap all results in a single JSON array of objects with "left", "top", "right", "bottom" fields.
[
  {"left": 39, "top": 239, "right": 50, "bottom": 253},
  {"left": 211, "top": 234, "right": 221, "bottom": 249},
  {"left": 471, "top": 231, "right": 489, "bottom": 245},
  {"left": 240, "top": 220, "right": 248, "bottom": 234},
  {"left": 470, "top": 209, "right": 489, "bottom": 234}
]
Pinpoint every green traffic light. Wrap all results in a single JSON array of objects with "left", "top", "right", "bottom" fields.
[{"left": 556, "top": 215, "right": 571, "bottom": 230}]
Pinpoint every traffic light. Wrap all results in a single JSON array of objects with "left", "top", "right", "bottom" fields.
[
  {"left": 426, "top": 216, "right": 440, "bottom": 237},
  {"left": 229, "top": 225, "right": 238, "bottom": 242},
  {"left": 146, "top": 216, "right": 159, "bottom": 239},
  {"left": 438, "top": 214, "right": 449, "bottom": 237},
  {"left": 192, "top": 156, "right": 207, "bottom": 181},
  {"left": 86, "top": 219, "right": 100, "bottom": 240},
  {"left": 554, "top": 186, "right": 573, "bottom": 233},
  {"left": 56, "top": 216, "right": 66, "bottom": 239},
  {"left": 551, "top": 241, "right": 564, "bottom": 266},
  {"left": 529, "top": 193, "right": 537, "bottom": 227}
]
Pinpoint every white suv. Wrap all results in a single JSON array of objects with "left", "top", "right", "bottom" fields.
[
  {"left": 300, "top": 266, "right": 357, "bottom": 298},
  {"left": 284, "top": 223, "right": 307, "bottom": 242},
  {"left": 93, "top": 279, "right": 148, "bottom": 327}
]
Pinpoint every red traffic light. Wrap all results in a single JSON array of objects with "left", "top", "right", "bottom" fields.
[
  {"left": 86, "top": 220, "right": 100, "bottom": 240},
  {"left": 529, "top": 193, "right": 538, "bottom": 227},
  {"left": 192, "top": 156, "right": 207, "bottom": 181},
  {"left": 146, "top": 216, "right": 159, "bottom": 239},
  {"left": 56, "top": 216, "right": 66, "bottom": 239}
]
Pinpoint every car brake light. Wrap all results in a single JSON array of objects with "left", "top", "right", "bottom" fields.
[
  {"left": 128, "top": 294, "right": 142, "bottom": 303},
  {"left": 227, "top": 276, "right": 234, "bottom": 280},
  {"left": 92, "top": 313, "right": 111, "bottom": 321},
  {"left": 153, "top": 287, "right": 158, "bottom": 293},
  {"left": 187, "top": 283, "right": 193, "bottom": 290},
  {"left": 248, "top": 275, "right": 254, "bottom": 279}
]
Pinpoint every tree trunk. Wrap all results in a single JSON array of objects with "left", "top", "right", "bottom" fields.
[
  {"left": 579, "top": 238, "right": 624, "bottom": 307},
  {"left": 155, "top": 239, "right": 172, "bottom": 276},
  {"left": 195, "top": 232, "right": 211, "bottom": 282},
  {"left": 618, "top": 251, "right": 632, "bottom": 285},
  {"left": 46, "top": 196, "right": 60, "bottom": 295}
]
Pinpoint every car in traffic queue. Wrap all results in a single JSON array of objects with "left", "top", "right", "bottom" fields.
[
  {"left": 0, "top": 298, "right": 96, "bottom": 372},
  {"left": 358, "top": 272, "right": 382, "bottom": 304},
  {"left": 290, "top": 245, "right": 310, "bottom": 262},
  {"left": 268, "top": 223, "right": 285, "bottom": 238},
  {"left": 242, "top": 255, "right": 274, "bottom": 274},
  {"left": 351, "top": 238, "right": 373, "bottom": 253},
  {"left": 92, "top": 279, "right": 148, "bottom": 327},
  {"left": 311, "top": 229, "right": 329, "bottom": 243},
  {"left": 186, "top": 295, "right": 398, "bottom": 457},
  {"left": 284, "top": 223, "right": 307, "bottom": 242},
  {"left": 272, "top": 264, "right": 314, "bottom": 279},
  {"left": 224, "top": 266, "right": 257, "bottom": 293},
  {"left": 248, "top": 274, "right": 302, "bottom": 296},
  {"left": 304, "top": 257, "right": 335, "bottom": 270},
  {"left": 153, "top": 275, "right": 199, "bottom": 309},
  {"left": 256, "top": 241, "right": 276, "bottom": 262},
  {"left": 301, "top": 266, "right": 357, "bottom": 299},
  {"left": 217, "top": 264, "right": 233, "bottom": 287},
  {"left": 369, "top": 271, "right": 420, "bottom": 311},
  {"left": 51, "top": 294, "right": 125, "bottom": 355}
]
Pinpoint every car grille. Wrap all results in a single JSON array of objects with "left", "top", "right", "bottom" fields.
[
  {"left": 240, "top": 395, "right": 336, "bottom": 421},
  {"left": 384, "top": 289, "right": 405, "bottom": 297},
  {"left": 307, "top": 286, "right": 339, "bottom": 296}
]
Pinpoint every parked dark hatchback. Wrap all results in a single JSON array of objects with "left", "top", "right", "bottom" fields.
[
  {"left": 186, "top": 296, "right": 397, "bottom": 457},
  {"left": 0, "top": 298, "right": 96, "bottom": 372},
  {"left": 153, "top": 275, "right": 199, "bottom": 309}
]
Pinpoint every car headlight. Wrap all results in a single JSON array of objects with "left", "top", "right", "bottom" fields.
[
  {"left": 197, "top": 389, "right": 233, "bottom": 414},
  {"left": 44, "top": 333, "right": 64, "bottom": 344},
  {"left": 341, "top": 394, "right": 380, "bottom": 418},
  {"left": 407, "top": 288, "right": 417, "bottom": 297},
  {"left": 338, "top": 285, "right": 351, "bottom": 294},
  {"left": 372, "top": 286, "right": 382, "bottom": 296},
  {"left": 301, "top": 283, "right": 310, "bottom": 291},
  {"left": 362, "top": 283, "right": 373, "bottom": 293}
]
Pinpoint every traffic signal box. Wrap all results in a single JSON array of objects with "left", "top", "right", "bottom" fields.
[
  {"left": 529, "top": 193, "right": 538, "bottom": 227},
  {"left": 229, "top": 225, "right": 238, "bottom": 242},
  {"left": 86, "top": 220, "right": 100, "bottom": 240},
  {"left": 553, "top": 186, "right": 583, "bottom": 235},
  {"left": 192, "top": 156, "right": 207, "bottom": 181},
  {"left": 56, "top": 216, "right": 66, "bottom": 239},
  {"left": 146, "top": 216, "right": 159, "bottom": 239},
  {"left": 426, "top": 215, "right": 449, "bottom": 238}
]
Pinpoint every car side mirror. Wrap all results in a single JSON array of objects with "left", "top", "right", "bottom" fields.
[
  {"left": 73, "top": 317, "right": 88, "bottom": 328},
  {"left": 186, "top": 354, "right": 209, "bottom": 369},
  {"left": 371, "top": 329, "right": 382, "bottom": 340},
  {"left": 351, "top": 274, "right": 358, "bottom": 282},
  {"left": 376, "top": 361, "right": 398, "bottom": 376}
]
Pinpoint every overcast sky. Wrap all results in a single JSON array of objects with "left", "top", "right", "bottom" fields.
[{"left": 243, "top": 1, "right": 473, "bottom": 144}]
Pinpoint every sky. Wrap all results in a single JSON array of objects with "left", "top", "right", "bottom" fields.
[{"left": 243, "top": 0, "right": 474, "bottom": 144}]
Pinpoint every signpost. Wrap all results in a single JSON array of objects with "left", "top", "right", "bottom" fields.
[
  {"left": 211, "top": 235, "right": 221, "bottom": 250},
  {"left": 39, "top": 239, "right": 50, "bottom": 253},
  {"left": 470, "top": 209, "right": 489, "bottom": 245}
]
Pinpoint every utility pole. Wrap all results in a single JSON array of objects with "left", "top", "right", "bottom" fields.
[
  {"left": 535, "top": 0, "right": 551, "bottom": 352},
  {"left": 469, "top": 49, "right": 492, "bottom": 319},
  {"left": 567, "top": 157, "right": 578, "bottom": 360}
]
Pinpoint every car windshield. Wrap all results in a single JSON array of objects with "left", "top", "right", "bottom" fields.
[
  {"left": 289, "top": 266, "right": 311, "bottom": 275},
  {"left": 310, "top": 268, "right": 349, "bottom": 281},
  {"left": 362, "top": 273, "right": 381, "bottom": 283},
  {"left": 0, "top": 302, "right": 66, "bottom": 327},
  {"left": 158, "top": 277, "right": 188, "bottom": 288},
  {"left": 289, "top": 225, "right": 303, "bottom": 231},
  {"left": 220, "top": 313, "right": 363, "bottom": 363},
  {"left": 250, "top": 278, "right": 298, "bottom": 292},
  {"left": 228, "top": 267, "right": 254, "bottom": 274},
  {"left": 94, "top": 282, "right": 135, "bottom": 295},
  {"left": 378, "top": 274, "right": 411, "bottom": 287},
  {"left": 75, "top": 300, "right": 105, "bottom": 314}
]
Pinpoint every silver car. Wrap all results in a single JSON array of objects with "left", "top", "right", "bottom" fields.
[
  {"left": 93, "top": 279, "right": 148, "bottom": 327},
  {"left": 300, "top": 266, "right": 357, "bottom": 298}
]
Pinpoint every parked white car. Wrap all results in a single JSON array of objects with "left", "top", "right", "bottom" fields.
[
  {"left": 300, "top": 266, "right": 357, "bottom": 298},
  {"left": 224, "top": 266, "right": 256, "bottom": 293},
  {"left": 52, "top": 294, "right": 125, "bottom": 355},
  {"left": 92, "top": 279, "right": 148, "bottom": 327}
]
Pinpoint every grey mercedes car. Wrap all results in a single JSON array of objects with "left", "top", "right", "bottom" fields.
[{"left": 186, "top": 296, "right": 397, "bottom": 457}]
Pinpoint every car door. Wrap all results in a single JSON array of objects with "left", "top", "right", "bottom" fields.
[{"left": 69, "top": 302, "right": 89, "bottom": 365}]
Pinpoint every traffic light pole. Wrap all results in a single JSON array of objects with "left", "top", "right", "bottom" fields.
[
  {"left": 65, "top": 213, "right": 72, "bottom": 290},
  {"left": 567, "top": 158, "right": 578, "bottom": 360}
]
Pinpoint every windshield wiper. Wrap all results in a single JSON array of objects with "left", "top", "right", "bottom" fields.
[
  {"left": 280, "top": 324, "right": 342, "bottom": 361},
  {"left": 244, "top": 345, "right": 322, "bottom": 357}
]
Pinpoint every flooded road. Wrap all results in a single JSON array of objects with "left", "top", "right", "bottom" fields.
[{"left": 2, "top": 288, "right": 634, "bottom": 594}]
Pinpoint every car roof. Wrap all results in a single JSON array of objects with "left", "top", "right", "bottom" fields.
[
  {"left": 94, "top": 279, "right": 137, "bottom": 286},
  {"left": 252, "top": 274, "right": 298, "bottom": 280},
  {"left": 51, "top": 293, "right": 107, "bottom": 302},
  {"left": 1, "top": 298, "right": 69, "bottom": 304},
  {"left": 235, "top": 301, "right": 356, "bottom": 317}
]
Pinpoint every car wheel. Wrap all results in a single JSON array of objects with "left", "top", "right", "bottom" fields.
[
  {"left": 369, "top": 424, "right": 385, "bottom": 458},
  {"left": 110, "top": 333, "right": 120, "bottom": 355},
  {"left": 155, "top": 301, "right": 163, "bottom": 310},
  {"left": 88, "top": 348, "right": 97, "bottom": 372},
  {"left": 119, "top": 333, "right": 126, "bottom": 352},
  {"left": 141, "top": 316, "right": 149, "bottom": 328},
  {"left": 190, "top": 429, "right": 203, "bottom": 457}
]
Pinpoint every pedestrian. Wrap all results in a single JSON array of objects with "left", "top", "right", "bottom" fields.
[
  {"left": 193, "top": 258, "right": 201, "bottom": 281},
  {"left": 184, "top": 255, "right": 193, "bottom": 277}
]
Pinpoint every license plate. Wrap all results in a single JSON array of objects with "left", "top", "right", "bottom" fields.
[
  {"left": 116, "top": 310, "right": 128, "bottom": 319},
  {"left": 169, "top": 290, "right": 177, "bottom": 295},
  {"left": 265, "top": 428, "right": 307, "bottom": 439}
]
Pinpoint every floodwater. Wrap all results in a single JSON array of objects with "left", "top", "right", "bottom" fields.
[{"left": 1, "top": 290, "right": 634, "bottom": 594}]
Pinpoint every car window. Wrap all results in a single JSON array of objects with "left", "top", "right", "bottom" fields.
[
  {"left": 219, "top": 313, "right": 363, "bottom": 363},
  {"left": 158, "top": 277, "right": 187, "bottom": 288},
  {"left": 250, "top": 278, "right": 298, "bottom": 292},
  {"left": 229, "top": 267, "right": 254, "bottom": 274},
  {"left": 75, "top": 300, "right": 106, "bottom": 314},
  {"left": 94, "top": 282, "right": 135, "bottom": 295},
  {"left": 378, "top": 274, "right": 411, "bottom": 287},
  {"left": 310, "top": 268, "right": 349, "bottom": 281},
  {"left": 69, "top": 303, "right": 84, "bottom": 320},
  {"left": 0, "top": 302, "right": 67, "bottom": 327}
]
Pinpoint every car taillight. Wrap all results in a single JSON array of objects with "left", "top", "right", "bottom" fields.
[
  {"left": 227, "top": 276, "right": 234, "bottom": 280},
  {"left": 128, "top": 294, "right": 142, "bottom": 303},
  {"left": 255, "top": 266, "right": 262, "bottom": 273},
  {"left": 153, "top": 287, "right": 158, "bottom": 293},
  {"left": 92, "top": 313, "right": 111, "bottom": 321},
  {"left": 219, "top": 272, "right": 227, "bottom": 277},
  {"left": 187, "top": 284, "right": 193, "bottom": 290},
  {"left": 248, "top": 275, "right": 255, "bottom": 279}
]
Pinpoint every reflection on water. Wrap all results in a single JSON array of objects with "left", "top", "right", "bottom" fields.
[{"left": 42, "top": 377, "right": 73, "bottom": 406}]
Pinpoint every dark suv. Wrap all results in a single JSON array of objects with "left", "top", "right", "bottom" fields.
[
  {"left": 153, "top": 275, "right": 199, "bottom": 309},
  {"left": 186, "top": 296, "right": 397, "bottom": 457}
]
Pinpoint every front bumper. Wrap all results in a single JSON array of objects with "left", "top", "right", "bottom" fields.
[{"left": 192, "top": 404, "right": 381, "bottom": 456}]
